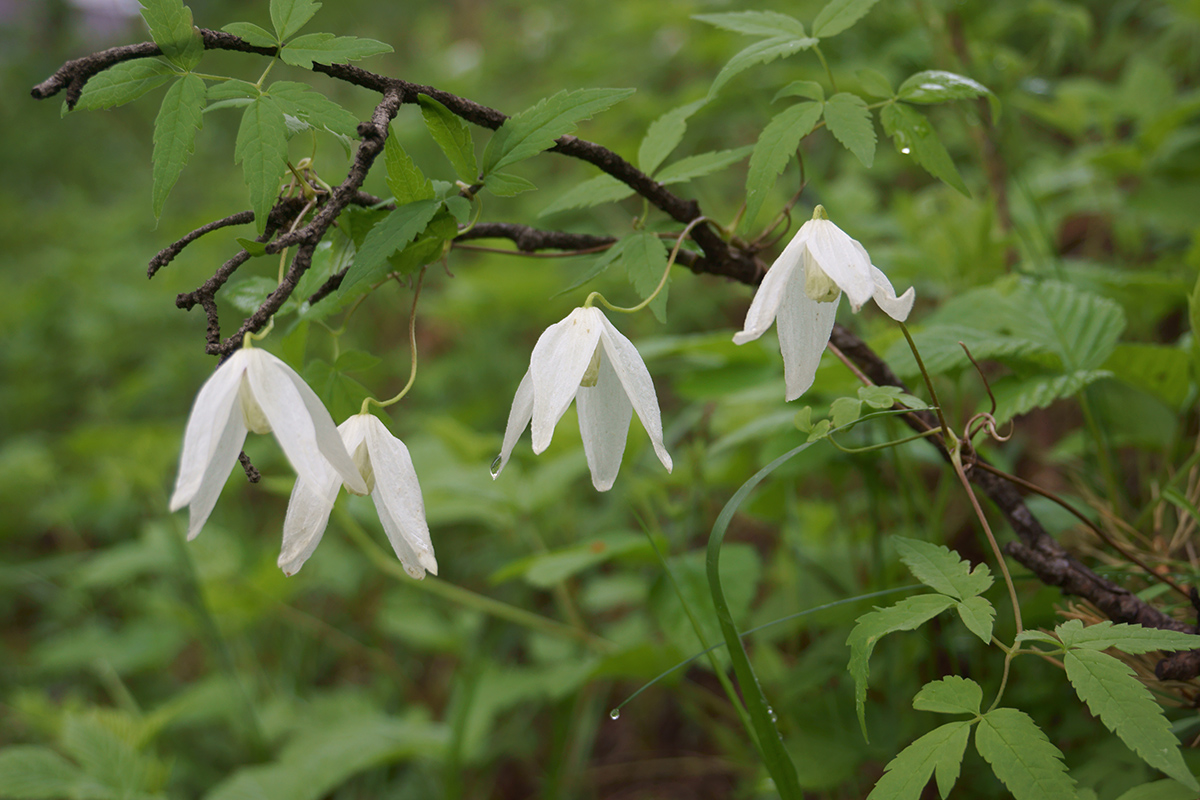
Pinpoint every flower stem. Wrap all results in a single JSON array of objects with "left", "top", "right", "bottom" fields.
[
  {"left": 364, "top": 268, "right": 425, "bottom": 413},
  {"left": 584, "top": 217, "right": 708, "bottom": 314}
]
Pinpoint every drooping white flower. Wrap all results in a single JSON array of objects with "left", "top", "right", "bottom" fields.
[
  {"left": 279, "top": 412, "right": 436, "bottom": 579},
  {"left": 169, "top": 347, "right": 368, "bottom": 540},
  {"left": 492, "top": 306, "right": 672, "bottom": 492},
  {"left": 733, "top": 206, "right": 914, "bottom": 400}
]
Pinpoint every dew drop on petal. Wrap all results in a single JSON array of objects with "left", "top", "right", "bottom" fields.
[
  {"left": 489, "top": 454, "right": 503, "bottom": 478},
  {"left": 609, "top": 708, "right": 620, "bottom": 720}
]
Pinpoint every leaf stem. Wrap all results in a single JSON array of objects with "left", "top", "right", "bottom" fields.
[
  {"left": 584, "top": 217, "right": 707, "bottom": 314},
  {"left": 363, "top": 268, "right": 425, "bottom": 412}
]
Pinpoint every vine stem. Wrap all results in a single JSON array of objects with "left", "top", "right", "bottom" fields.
[
  {"left": 363, "top": 267, "right": 425, "bottom": 413},
  {"left": 584, "top": 217, "right": 707, "bottom": 314}
]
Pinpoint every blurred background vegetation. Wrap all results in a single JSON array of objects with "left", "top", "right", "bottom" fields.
[{"left": 3, "top": 0, "right": 1200, "bottom": 797}]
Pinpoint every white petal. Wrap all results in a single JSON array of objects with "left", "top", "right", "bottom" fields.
[
  {"left": 870, "top": 265, "right": 915, "bottom": 322},
  {"left": 170, "top": 350, "right": 249, "bottom": 511},
  {"left": 277, "top": 469, "right": 342, "bottom": 576},
  {"left": 529, "top": 307, "right": 604, "bottom": 454},
  {"left": 804, "top": 218, "right": 873, "bottom": 312},
  {"left": 493, "top": 370, "right": 533, "bottom": 479},
  {"left": 183, "top": 407, "right": 248, "bottom": 540},
  {"left": 575, "top": 348, "right": 633, "bottom": 491},
  {"left": 360, "top": 415, "right": 437, "bottom": 579},
  {"left": 597, "top": 313, "right": 672, "bottom": 474},
  {"left": 732, "top": 230, "right": 807, "bottom": 345},
  {"left": 776, "top": 268, "right": 839, "bottom": 401}
]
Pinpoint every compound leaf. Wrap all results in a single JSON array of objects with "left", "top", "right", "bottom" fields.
[
  {"left": 867, "top": 721, "right": 971, "bottom": 800},
  {"left": 1055, "top": 619, "right": 1200, "bottom": 655},
  {"left": 823, "top": 92, "right": 875, "bottom": 167},
  {"left": 151, "top": 73, "right": 205, "bottom": 218},
  {"left": 894, "top": 537, "right": 992, "bottom": 600}
]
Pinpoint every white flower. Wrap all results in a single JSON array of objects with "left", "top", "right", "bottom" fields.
[
  {"left": 492, "top": 306, "right": 673, "bottom": 492},
  {"left": 733, "top": 206, "right": 914, "bottom": 400},
  {"left": 169, "top": 347, "right": 368, "bottom": 540},
  {"left": 279, "top": 412, "right": 436, "bottom": 579}
]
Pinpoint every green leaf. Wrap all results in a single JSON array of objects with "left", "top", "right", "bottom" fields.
[
  {"left": 655, "top": 145, "right": 753, "bottom": 184},
  {"left": 744, "top": 101, "right": 823, "bottom": 228},
  {"left": 974, "top": 708, "right": 1078, "bottom": 800},
  {"left": 419, "top": 95, "right": 478, "bottom": 182},
  {"left": 74, "top": 59, "right": 175, "bottom": 111},
  {"left": 539, "top": 174, "right": 634, "bottom": 217},
  {"left": 1104, "top": 343, "right": 1190, "bottom": 408},
  {"left": 1114, "top": 779, "right": 1200, "bottom": 800},
  {"left": 829, "top": 396, "right": 863, "bottom": 427},
  {"left": 692, "top": 11, "right": 808, "bottom": 38},
  {"left": 897, "top": 70, "right": 998, "bottom": 119},
  {"left": 0, "top": 746, "right": 88, "bottom": 799},
  {"left": 894, "top": 537, "right": 993, "bottom": 600},
  {"left": 1054, "top": 619, "right": 1200, "bottom": 654},
  {"left": 848, "top": 594, "right": 957, "bottom": 738},
  {"left": 1065, "top": 648, "right": 1198, "bottom": 789},
  {"left": 226, "top": 276, "right": 295, "bottom": 316},
  {"left": 709, "top": 36, "right": 818, "bottom": 97},
  {"left": 880, "top": 103, "right": 968, "bottom": 195},
  {"left": 1189, "top": 271, "right": 1200, "bottom": 374},
  {"left": 386, "top": 210, "right": 456, "bottom": 277},
  {"left": 151, "top": 73, "right": 206, "bottom": 218},
  {"left": 823, "top": 92, "right": 875, "bottom": 167},
  {"left": 340, "top": 199, "right": 441, "bottom": 293},
  {"left": 857, "top": 68, "right": 894, "bottom": 98},
  {"left": 384, "top": 127, "right": 435, "bottom": 203},
  {"left": 638, "top": 98, "right": 707, "bottom": 175},
  {"left": 774, "top": 80, "right": 825, "bottom": 103},
  {"left": 866, "top": 721, "right": 971, "bottom": 800},
  {"left": 812, "top": 0, "right": 882, "bottom": 38},
  {"left": 280, "top": 33, "right": 393, "bottom": 69},
  {"left": 956, "top": 597, "right": 995, "bottom": 643},
  {"left": 552, "top": 237, "right": 627, "bottom": 297},
  {"left": 235, "top": 237, "right": 269, "bottom": 257},
  {"left": 222, "top": 21, "right": 278, "bottom": 47},
  {"left": 991, "top": 370, "right": 1112, "bottom": 425},
  {"left": 269, "top": 81, "right": 359, "bottom": 138},
  {"left": 234, "top": 95, "right": 290, "bottom": 233},
  {"left": 206, "top": 79, "right": 259, "bottom": 101},
  {"left": 624, "top": 230, "right": 670, "bottom": 323},
  {"left": 139, "top": 0, "right": 203, "bottom": 70},
  {"left": 482, "top": 88, "right": 635, "bottom": 175},
  {"left": 913, "top": 676, "right": 983, "bottom": 716},
  {"left": 270, "top": 0, "right": 321, "bottom": 41},
  {"left": 1015, "top": 630, "right": 1061, "bottom": 647},
  {"left": 483, "top": 172, "right": 537, "bottom": 197}
]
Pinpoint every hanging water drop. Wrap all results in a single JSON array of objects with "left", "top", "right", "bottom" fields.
[
  {"left": 900, "top": 147, "right": 911, "bottom": 155},
  {"left": 489, "top": 454, "right": 503, "bottom": 478},
  {"left": 767, "top": 706, "right": 777, "bottom": 722},
  {"left": 609, "top": 708, "right": 621, "bottom": 720}
]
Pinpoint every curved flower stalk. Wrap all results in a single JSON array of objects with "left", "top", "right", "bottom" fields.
[
  {"left": 169, "top": 347, "right": 369, "bottom": 540},
  {"left": 493, "top": 306, "right": 673, "bottom": 492},
  {"left": 280, "top": 412, "right": 436, "bottom": 579},
  {"left": 733, "top": 206, "right": 915, "bottom": 400}
]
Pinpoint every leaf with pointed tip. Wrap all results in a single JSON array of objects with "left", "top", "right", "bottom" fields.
[
  {"left": 1114, "top": 780, "right": 1200, "bottom": 800},
  {"left": 858, "top": 68, "right": 894, "bottom": 98},
  {"left": 483, "top": 172, "right": 537, "bottom": 197},
  {"left": 340, "top": 199, "right": 441, "bottom": 294},
  {"left": 823, "top": 92, "right": 875, "bottom": 167},
  {"left": 812, "top": 0, "right": 882, "bottom": 38},
  {"left": 552, "top": 237, "right": 627, "bottom": 298},
  {"left": 638, "top": 98, "right": 707, "bottom": 175},
  {"left": 894, "top": 537, "right": 993, "bottom": 600},
  {"left": 140, "top": 0, "right": 203, "bottom": 70},
  {"left": 151, "top": 73, "right": 205, "bottom": 218},
  {"left": 482, "top": 88, "right": 635, "bottom": 175},
  {"left": 0, "top": 745, "right": 89, "bottom": 798},
  {"left": 692, "top": 10, "right": 808, "bottom": 38},
  {"left": 898, "top": 70, "right": 999, "bottom": 119},
  {"left": 709, "top": 36, "right": 817, "bottom": 97},
  {"left": 234, "top": 95, "right": 290, "bottom": 233},
  {"left": 222, "top": 21, "right": 278, "bottom": 47},
  {"left": 1055, "top": 619, "right": 1200, "bottom": 654},
  {"left": 913, "top": 676, "right": 983, "bottom": 716},
  {"left": 280, "top": 33, "right": 393, "bottom": 69},
  {"left": 655, "top": 146, "right": 753, "bottom": 184},
  {"left": 419, "top": 95, "right": 478, "bottom": 182},
  {"left": 207, "top": 79, "right": 259, "bottom": 101},
  {"left": 74, "top": 59, "right": 175, "bottom": 112},
  {"left": 956, "top": 597, "right": 995, "bottom": 643},
  {"left": 974, "top": 708, "right": 1077, "bottom": 800},
  {"left": 866, "top": 721, "right": 971, "bottom": 800},
  {"left": 1015, "top": 630, "right": 1061, "bottom": 647},
  {"left": 384, "top": 127, "right": 435, "bottom": 203},
  {"left": 269, "top": 81, "right": 359, "bottom": 137},
  {"left": 881, "top": 103, "right": 968, "bottom": 196},
  {"left": 270, "top": 0, "right": 321, "bottom": 41},
  {"left": 773, "top": 80, "right": 824, "bottom": 103},
  {"left": 539, "top": 174, "right": 634, "bottom": 217},
  {"left": 743, "top": 101, "right": 823, "bottom": 228},
  {"left": 623, "top": 230, "right": 670, "bottom": 323},
  {"left": 1065, "top": 648, "right": 1198, "bottom": 789}
]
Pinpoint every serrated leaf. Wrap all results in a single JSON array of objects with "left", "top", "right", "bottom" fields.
[
  {"left": 881, "top": 103, "right": 968, "bottom": 195},
  {"left": 692, "top": 11, "right": 808, "bottom": 38},
  {"left": 773, "top": 80, "right": 825, "bottom": 103},
  {"left": 744, "top": 101, "right": 823, "bottom": 228},
  {"left": 894, "top": 537, "right": 993, "bottom": 600},
  {"left": 280, "top": 33, "right": 393, "bottom": 69},
  {"left": 483, "top": 172, "right": 537, "bottom": 197},
  {"left": 898, "top": 70, "right": 998, "bottom": 120},
  {"left": 638, "top": 98, "right": 707, "bottom": 175},
  {"left": 1055, "top": 619, "right": 1200, "bottom": 654},
  {"left": 234, "top": 95, "right": 290, "bottom": 233},
  {"left": 858, "top": 68, "right": 894, "bottom": 98},
  {"left": 830, "top": 396, "right": 863, "bottom": 427},
  {"left": 384, "top": 127, "right": 435, "bottom": 203},
  {"left": 222, "top": 21, "right": 278, "bottom": 47},
  {"left": 207, "top": 79, "right": 259, "bottom": 101},
  {"left": 992, "top": 370, "right": 1112, "bottom": 425},
  {"left": 269, "top": 81, "right": 359, "bottom": 138},
  {"left": 482, "top": 88, "right": 635, "bottom": 175},
  {"left": 1114, "top": 779, "right": 1200, "bottom": 800},
  {"left": 341, "top": 199, "right": 440, "bottom": 294},
  {"left": 226, "top": 276, "right": 295, "bottom": 316},
  {"left": 1065, "top": 648, "right": 1198, "bottom": 789},
  {"left": 823, "top": 92, "right": 875, "bottom": 167},
  {"left": 848, "top": 594, "right": 957, "bottom": 738},
  {"left": 1015, "top": 630, "right": 1061, "bottom": 646},
  {"left": 387, "top": 211, "right": 455, "bottom": 276},
  {"left": 1104, "top": 343, "right": 1190, "bottom": 408},
  {"left": 709, "top": 36, "right": 818, "bottom": 97},
  {"left": 913, "top": 676, "right": 983, "bottom": 716},
  {"left": 139, "top": 0, "right": 203, "bottom": 70},
  {"left": 655, "top": 145, "right": 753, "bottom": 184},
  {"left": 74, "top": 59, "right": 175, "bottom": 111},
  {"left": 151, "top": 73, "right": 205, "bottom": 218},
  {"left": 867, "top": 721, "right": 971, "bottom": 800},
  {"left": 974, "top": 708, "right": 1077, "bottom": 800},
  {"left": 622, "top": 231, "right": 671, "bottom": 322},
  {"left": 812, "top": 0, "right": 882, "bottom": 38},
  {"left": 539, "top": 174, "right": 634, "bottom": 217},
  {"left": 270, "top": 0, "right": 321, "bottom": 41},
  {"left": 956, "top": 597, "right": 995, "bottom": 643},
  {"left": 552, "top": 238, "right": 627, "bottom": 298},
  {"left": 0, "top": 746, "right": 88, "bottom": 799},
  {"left": 419, "top": 94, "right": 478, "bottom": 182}
]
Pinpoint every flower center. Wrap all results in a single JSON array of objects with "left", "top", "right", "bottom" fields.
[
  {"left": 580, "top": 345, "right": 602, "bottom": 387},
  {"left": 803, "top": 253, "right": 841, "bottom": 303},
  {"left": 238, "top": 380, "right": 273, "bottom": 434},
  {"left": 352, "top": 440, "right": 375, "bottom": 494}
]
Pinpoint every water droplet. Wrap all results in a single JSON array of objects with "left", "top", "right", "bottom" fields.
[
  {"left": 609, "top": 708, "right": 620, "bottom": 720},
  {"left": 489, "top": 454, "right": 502, "bottom": 478},
  {"left": 767, "top": 706, "right": 777, "bottom": 722},
  {"left": 900, "top": 147, "right": 911, "bottom": 155}
]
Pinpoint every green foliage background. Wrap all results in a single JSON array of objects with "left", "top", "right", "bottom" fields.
[{"left": 2, "top": 0, "right": 1200, "bottom": 797}]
